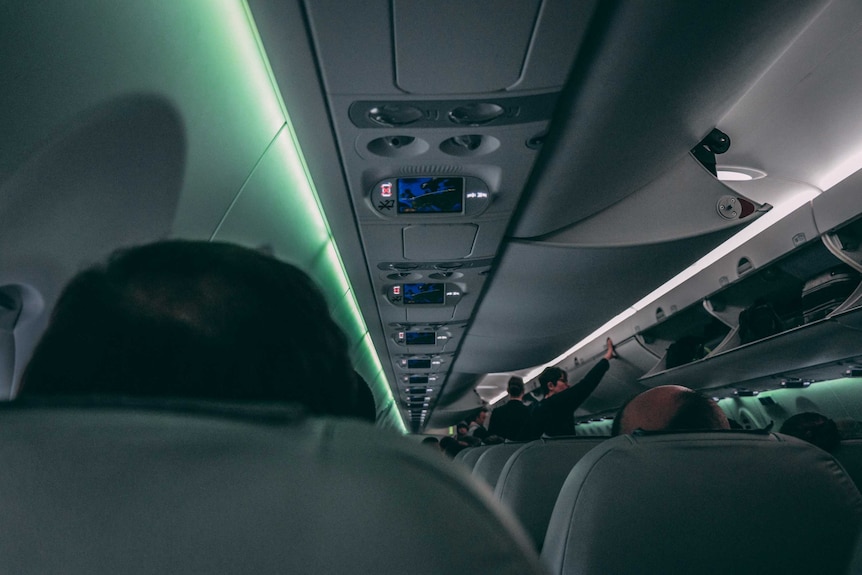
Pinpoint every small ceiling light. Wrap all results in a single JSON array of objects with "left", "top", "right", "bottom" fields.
[{"left": 716, "top": 166, "right": 767, "bottom": 181}]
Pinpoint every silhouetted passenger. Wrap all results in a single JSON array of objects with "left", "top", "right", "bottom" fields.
[
  {"left": 527, "top": 338, "right": 616, "bottom": 438},
  {"left": 836, "top": 418, "right": 862, "bottom": 439},
  {"left": 421, "top": 436, "right": 440, "bottom": 450},
  {"left": 611, "top": 385, "right": 730, "bottom": 435},
  {"left": 780, "top": 412, "right": 840, "bottom": 452},
  {"left": 439, "top": 436, "right": 466, "bottom": 458},
  {"left": 488, "top": 376, "right": 531, "bottom": 441},
  {"left": 468, "top": 407, "right": 490, "bottom": 441},
  {"left": 20, "top": 240, "right": 368, "bottom": 418},
  {"left": 352, "top": 371, "right": 378, "bottom": 423},
  {"left": 455, "top": 421, "right": 480, "bottom": 447}
]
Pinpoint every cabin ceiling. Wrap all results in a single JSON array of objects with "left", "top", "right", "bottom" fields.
[
  {"left": 249, "top": 0, "right": 862, "bottom": 432},
  {"left": 6, "top": 1, "right": 862, "bottom": 432}
]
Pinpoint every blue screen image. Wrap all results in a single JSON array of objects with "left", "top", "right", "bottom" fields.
[
  {"left": 397, "top": 177, "right": 464, "bottom": 213},
  {"left": 405, "top": 332, "right": 436, "bottom": 345},
  {"left": 402, "top": 283, "right": 445, "bottom": 304}
]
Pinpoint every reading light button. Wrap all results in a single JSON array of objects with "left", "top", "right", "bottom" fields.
[{"left": 368, "top": 105, "right": 425, "bottom": 126}]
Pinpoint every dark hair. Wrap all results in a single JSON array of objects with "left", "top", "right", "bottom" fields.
[
  {"left": 473, "top": 407, "right": 489, "bottom": 422},
  {"left": 780, "top": 412, "right": 840, "bottom": 452},
  {"left": 666, "top": 390, "right": 725, "bottom": 431},
  {"left": 537, "top": 367, "right": 566, "bottom": 394},
  {"left": 21, "top": 240, "right": 360, "bottom": 416},
  {"left": 507, "top": 376, "right": 525, "bottom": 397},
  {"left": 439, "top": 436, "right": 464, "bottom": 458}
]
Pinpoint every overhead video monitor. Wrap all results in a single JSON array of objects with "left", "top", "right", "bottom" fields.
[
  {"left": 397, "top": 177, "right": 464, "bottom": 214},
  {"left": 405, "top": 331, "right": 436, "bottom": 345},
  {"left": 407, "top": 358, "right": 432, "bottom": 369},
  {"left": 402, "top": 283, "right": 445, "bottom": 305}
]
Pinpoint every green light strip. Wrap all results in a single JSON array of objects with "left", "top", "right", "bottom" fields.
[{"left": 238, "top": 1, "right": 404, "bottom": 432}]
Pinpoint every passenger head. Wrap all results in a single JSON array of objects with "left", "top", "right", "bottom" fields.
[
  {"left": 612, "top": 385, "right": 729, "bottom": 436},
  {"left": 780, "top": 412, "right": 840, "bottom": 452},
  {"left": 538, "top": 367, "right": 567, "bottom": 396},
  {"left": 352, "top": 371, "right": 377, "bottom": 423},
  {"left": 439, "top": 436, "right": 464, "bottom": 458},
  {"left": 421, "top": 436, "right": 440, "bottom": 450},
  {"left": 474, "top": 407, "right": 489, "bottom": 425},
  {"left": 507, "top": 376, "right": 525, "bottom": 398},
  {"left": 21, "top": 240, "right": 363, "bottom": 417}
]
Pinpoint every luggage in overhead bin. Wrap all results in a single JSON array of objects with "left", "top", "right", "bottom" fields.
[
  {"left": 802, "top": 266, "right": 860, "bottom": 324},
  {"left": 665, "top": 336, "right": 707, "bottom": 369},
  {"left": 738, "top": 299, "right": 784, "bottom": 344}
]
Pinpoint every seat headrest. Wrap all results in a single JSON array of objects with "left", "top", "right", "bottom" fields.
[
  {"left": 495, "top": 436, "right": 606, "bottom": 551},
  {"left": 541, "top": 431, "right": 862, "bottom": 575},
  {"left": 0, "top": 399, "right": 545, "bottom": 575}
]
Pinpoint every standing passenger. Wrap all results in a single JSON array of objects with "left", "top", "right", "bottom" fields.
[
  {"left": 488, "top": 376, "right": 531, "bottom": 441},
  {"left": 526, "top": 338, "right": 616, "bottom": 438}
]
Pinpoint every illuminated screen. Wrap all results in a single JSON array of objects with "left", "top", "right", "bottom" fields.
[
  {"left": 402, "top": 283, "right": 445, "bottom": 304},
  {"left": 397, "top": 177, "right": 464, "bottom": 213},
  {"left": 407, "top": 359, "right": 432, "bottom": 369},
  {"left": 405, "top": 331, "right": 436, "bottom": 345}
]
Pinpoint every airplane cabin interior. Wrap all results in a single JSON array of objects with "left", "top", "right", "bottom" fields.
[{"left": 5, "top": 1, "right": 862, "bottom": 573}]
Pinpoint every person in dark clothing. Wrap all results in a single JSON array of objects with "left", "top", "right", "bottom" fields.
[
  {"left": 526, "top": 338, "right": 616, "bottom": 438},
  {"left": 488, "top": 376, "right": 531, "bottom": 441},
  {"left": 19, "top": 240, "right": 369, "bottom": 419},
  {"left": 779, "top": 412, "right": 840, "bottom": 452}
]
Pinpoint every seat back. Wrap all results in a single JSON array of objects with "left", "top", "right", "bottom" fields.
[
  {"left": 494, "top": 436, "right": 606, "bottom": 550},
  {"left": 833, "top": 438, "right": 862, "bottom": 490},
  {"left": 453, "top": 443, "right": 493, "bottom": 471},
  {"left": 0, "top": 399, "right": 546, "bottom": 575},
  {"left": 542, "top": 431, "right": 862, "bottom": 575},
  {"left": 472, "top": 441, "right": 526, "bottom": 489}
]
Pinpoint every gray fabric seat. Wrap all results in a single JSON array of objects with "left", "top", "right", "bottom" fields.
[
  {"left": 453, "top": 443, "right": 494, "bottom": 471},
  {"left": 471, "top": 441, "right": 526, "bottom": 489},
  {"left": 0, "top": 399, "right": 546, "bottom": 575},
  {"left": 833, "top": 438, "right": 862, "bottom": 491},
  {"left": 542, "top": 431, "right": 862, "bottom": 575},
  {"left": 494, "top": 436, "right": 607, "bottom": 550}
]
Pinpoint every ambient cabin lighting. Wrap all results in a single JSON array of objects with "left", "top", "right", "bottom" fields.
[{"left": 236, "top": 2, "right": 403, "bottom": 432}]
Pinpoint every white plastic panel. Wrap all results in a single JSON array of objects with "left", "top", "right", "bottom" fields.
[
  {"left": 403, "top": 225, "right": 478, "bottom": 260},
  {"left": 394, "top": 0, "right": 541, "bottom": 94},
  {"left": 813, "top": 168, "right": 862, "bottom": 234},
  {"left": 211, "top": 129, "right": 333, "bottom": 274},
  {"left": 543, "top": 154, "right": 766, "bottom": 247}
]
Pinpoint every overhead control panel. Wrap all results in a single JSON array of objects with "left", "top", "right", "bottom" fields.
[
  {"left": 391, "top": 325, "right": 455, "bottom": 350},
  {"left": 386, "top": 282, "right": 464, "bottom": 307},
  {"left": 370, "top": 176, "right": 491, "bottom": 218}
]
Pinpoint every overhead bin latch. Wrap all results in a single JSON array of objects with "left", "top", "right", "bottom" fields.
[{"left": 716, "top": 195, "right": 757, "bottom": 220}]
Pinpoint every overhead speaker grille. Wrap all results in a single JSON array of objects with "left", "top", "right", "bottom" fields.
[{"left": 399, "top": 165, "right": 461, "bottom": 175}]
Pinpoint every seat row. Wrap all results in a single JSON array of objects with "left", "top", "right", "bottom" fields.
[
  {"left": 455, "top": 432, "right": 862, "bottom": 574},
  {"left": 0, "top": 398, "right": 547, "bottom": 575}
]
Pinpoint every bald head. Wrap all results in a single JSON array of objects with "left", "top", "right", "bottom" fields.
[{"left": 614, "top": 385, "right": 729, "bottom": 435}]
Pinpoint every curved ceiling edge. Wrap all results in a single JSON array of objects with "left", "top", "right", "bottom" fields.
[
  {"left": 528, "top": 154, "right": 768, "bottom": 247},
  {"left": 511, "top": 0, "right": 830, "bottom": 238}
]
